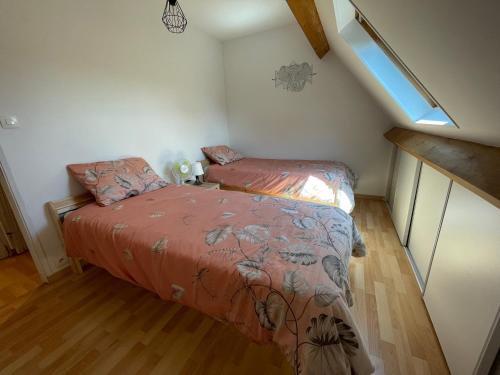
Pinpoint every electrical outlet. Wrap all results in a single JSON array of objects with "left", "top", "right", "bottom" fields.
[{"left": 0, "top": 116, "right": 19, "bottom": 129}]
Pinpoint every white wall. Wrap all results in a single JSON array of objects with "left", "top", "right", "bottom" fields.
[
  {"left": 223, "top": 24, "right": 393, "bottom": 195},
  {"left": 316, "top": 0, "right": 500, "bottom": 146},
  {"left": 0, "top": 0, "right": 229, "bottom": 276}
]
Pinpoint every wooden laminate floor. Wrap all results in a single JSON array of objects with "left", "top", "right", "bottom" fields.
[
  {"left": 0, "top": 199, "right": 449, "bottom": 374},
  {"left": 0, "top": 252, "right": 41, "bottom": 325}
]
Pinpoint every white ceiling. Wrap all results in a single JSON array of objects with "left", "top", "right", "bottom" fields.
[{"left": 180, "top": 0, "right": 295, "bottom": 41}]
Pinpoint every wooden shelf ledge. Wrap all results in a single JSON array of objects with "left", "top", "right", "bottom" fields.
[{"left": 385, "top": 127, "right": 500, "bottom": 209}]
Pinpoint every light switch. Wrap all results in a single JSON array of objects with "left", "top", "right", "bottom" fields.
[{"left": 0, "top": 116, "right": 19, "bottom": 129}]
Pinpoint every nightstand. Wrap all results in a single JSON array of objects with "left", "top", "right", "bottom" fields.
[{"left": 186, "top": 181, "right": 220, "bottom": 190}]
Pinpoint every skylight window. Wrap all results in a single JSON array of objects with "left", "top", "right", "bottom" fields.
[{"left": 333, "top": 0, "right": 456, "bottom": 127}]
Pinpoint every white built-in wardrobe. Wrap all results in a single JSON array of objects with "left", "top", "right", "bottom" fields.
[{"left": 388, "top": 147, "right": 499, "bottom": 375}]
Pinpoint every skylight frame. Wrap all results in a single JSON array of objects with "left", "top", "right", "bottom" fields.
[
  {"left": 335, "top": 0, "right": 457, "bottom": 128},
  {"left": 353, "top": 9, "right": 438, "bottom": 109}
]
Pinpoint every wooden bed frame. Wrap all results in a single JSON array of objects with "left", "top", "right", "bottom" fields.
[{"left": 47, "top": 192, "right": 94, "bottom": 274}]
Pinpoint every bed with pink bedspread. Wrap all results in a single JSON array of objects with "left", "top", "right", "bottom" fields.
[
  {"left": 205, "top": 158, "right": 357, "bottom": 213},
  {"left": 64, "top": 185, "right": 373, "bottom": 375}
]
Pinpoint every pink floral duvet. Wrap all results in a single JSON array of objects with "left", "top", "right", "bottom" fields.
[
  {"left": 64, "top": 185, "right": 373, "bottom": 375},
  {"left": 206, "top": 158, "right": 357, "bottom": 214}
]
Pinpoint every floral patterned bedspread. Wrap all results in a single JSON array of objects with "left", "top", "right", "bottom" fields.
[
  {"left": 206, "top": 158, "right": 357, "bottom": 214},
  {"left": 64, "top": 185, "right": 373, "bottom": 375}
]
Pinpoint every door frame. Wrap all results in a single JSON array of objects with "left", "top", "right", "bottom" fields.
[{"left": 0, "top": 146, "right": 49, "bottom": 282}]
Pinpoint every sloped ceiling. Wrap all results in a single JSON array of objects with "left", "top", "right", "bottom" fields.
[{"left": 315, "top": 0, "right": 500, "bottom": 146}]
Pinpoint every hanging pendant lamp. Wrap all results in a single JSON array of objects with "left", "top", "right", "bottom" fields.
[{"left": 162, "top": 0, "right": 187, "bottom": 34}]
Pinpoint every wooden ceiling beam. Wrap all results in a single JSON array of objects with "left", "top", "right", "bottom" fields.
[{"left": 287, "top": 0, "right": 330, "bottom": 58}]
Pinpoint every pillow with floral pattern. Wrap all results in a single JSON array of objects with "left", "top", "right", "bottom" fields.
[
  {"left": 201, "top": 145, "right": 244, "bottom": 166},
  {"left": 67, "top": 157, "right": 168, "bottom": 206}
]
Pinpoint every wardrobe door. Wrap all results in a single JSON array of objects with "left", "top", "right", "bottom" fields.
[
  {"left": 387, "top": 146, "right": 399, "bottom": 211},
  {"left": 407, "top": 164, "right": 451, "bottom": 285},
  {"left": 424, "top": 183, "right": 500, "bottom": 375},
  {"left": 390, "top": 149, "right": 421, "bottom": 244}
]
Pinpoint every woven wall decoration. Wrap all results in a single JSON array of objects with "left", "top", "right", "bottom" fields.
[{"left": 273, "top": 62, "right": 316, "bottom": 92}]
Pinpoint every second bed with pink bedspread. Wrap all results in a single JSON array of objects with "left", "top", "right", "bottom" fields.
[
  {"left": 205, "top": 158, "right": 357, "bottom": 213},
  {"left": 64, "top": 185, "right": 373, "bottom": 375}
]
